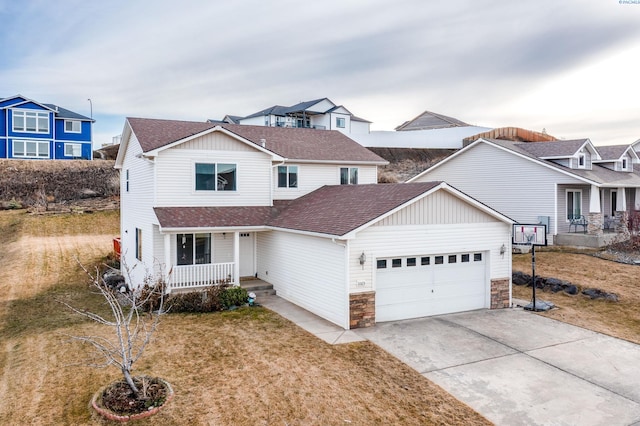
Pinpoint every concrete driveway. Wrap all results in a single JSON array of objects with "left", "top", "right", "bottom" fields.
[{"left": 355, "top": 308, "right": 640, "bottom": 426}]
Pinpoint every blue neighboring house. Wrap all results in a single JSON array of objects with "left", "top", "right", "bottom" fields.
[{"left": 0, "top": 94, "right": 94, "bottom": 160}]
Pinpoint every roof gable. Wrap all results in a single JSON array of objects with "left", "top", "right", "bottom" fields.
[
  {"left": 516, "top": 139, "right": 597, "bottom": 159},
  {"left": 395, "top": 110, "right": 470, "bottom": 131},
  {"left": 0, "top": 95, "right": 29, "bottom": 108},
  {"left": 267, "top": 183, "right": 441, "bottom": 236},
  {"left": 594, "top": 144, "right": 639, "bottom": 162}
]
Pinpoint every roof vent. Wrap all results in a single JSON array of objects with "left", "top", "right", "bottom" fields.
[{"left": 260, "top": 138, "right": 266, "bottom": 148}]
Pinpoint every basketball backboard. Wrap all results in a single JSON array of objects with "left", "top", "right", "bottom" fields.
[{"left": 513, "top": 224, "right": 547, "bottom": 246}]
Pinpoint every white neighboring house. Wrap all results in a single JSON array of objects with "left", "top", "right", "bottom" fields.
[
  {"left": 410, "top": 138, "right": 640, "bottom": 247},
  {"left": 214, "top": 98, "right": 371, "bottom": 135},
  {"left": 115, "top": 117, "right": 514, "bottom": 329}
]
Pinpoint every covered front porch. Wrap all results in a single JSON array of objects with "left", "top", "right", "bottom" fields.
[
  {"left": 161, "top": 230, "right": 259, "bottom": 293},
  {"left": 556, "top": 184, "right": 637, "bottom": 247}
]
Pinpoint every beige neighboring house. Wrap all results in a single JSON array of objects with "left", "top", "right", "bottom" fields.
[
  {"left": 115, "top": 117, "right": 514, "bottom": 329},
  {"left": 410, "top": 137, "right": 640, "bottom": 247}
]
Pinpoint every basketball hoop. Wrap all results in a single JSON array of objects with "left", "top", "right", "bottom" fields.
[{"left": 513, "top": 224, "right": 548, "bottom": 312}]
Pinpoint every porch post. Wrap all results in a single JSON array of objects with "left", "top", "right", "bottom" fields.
[
  {"left": 635, "top": 188, "right": 640, "bottom": 210},
  {"left": 587, "top": 185, "right": 603, "bottom": 236},
  {"left": 615, "top": 187, "right": 630, "bottom": 239},
  {"left": 233, "top": 231, "right": 240, "bottom": 285},
  {"left": 164, "top": 234, "right": 172, "bottom": 291}
]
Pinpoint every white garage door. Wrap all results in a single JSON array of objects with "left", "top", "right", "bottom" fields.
[{"left": 376, "top": 252, "right": 486, "bottom": 322}]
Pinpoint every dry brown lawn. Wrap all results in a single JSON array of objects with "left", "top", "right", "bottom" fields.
[
  {"left": 512, "top": 250, "right": 640, "bottom": 344},
  {"left": 0, "top": 210, "right": 490, "bottom": 425}
]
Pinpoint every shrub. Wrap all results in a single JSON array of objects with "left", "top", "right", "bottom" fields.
[{"left": 220, "top": 286, "right": 249, "bottom": 309}]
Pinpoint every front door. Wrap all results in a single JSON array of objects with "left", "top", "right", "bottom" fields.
[{"left": 239, "top": 232, "right": 255, "bottom": 277}]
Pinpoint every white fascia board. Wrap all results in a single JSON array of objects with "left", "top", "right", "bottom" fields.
[
  {"left": 144, "top": 125, "right": 284, "bottom": 161},
  {"left": 114, "top": 120, "right": 133, "bottom": 169},
  {"left": 6, "top": 98, "right": 56, "bottom": 112},
  {"left": 265, "top": 225, "right": 347, "bottom": 240},
  {"left": 159, "top": 225, "right": 269, "bottom": 234},
  {"left": 289, "top": 159, "right": 389, "bottom": 166},
  {"left": 411, "top": 138, "right": 602, "bottom": 187}
]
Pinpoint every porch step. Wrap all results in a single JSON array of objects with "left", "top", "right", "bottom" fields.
[{"left": 240, "top": 278, "right": 276, "bottom": 298}]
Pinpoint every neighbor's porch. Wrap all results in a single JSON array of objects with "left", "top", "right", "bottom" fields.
[
  {"left": 555, "top": 184, "right": 637, "bottom": 247},
  {"left": 162, "top": 230, "right": 257, "bottom": 292}
]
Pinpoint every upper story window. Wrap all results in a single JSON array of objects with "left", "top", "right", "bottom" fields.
[
  {"left": 12, "top": 110, "right": 49, "bottom": 133},
  {"left": 622, "top": 157, "right": 629, "bottom": 171},
  {"left": 336, "top": 117, "right": 346, "bottom": 128},
  {"left": 64, "top": 120, "right": 81, "bottom": 133},
  {"left": 13, "top": 140, "right": 49, "bottom": 158},
  {"left": 340, "top": 167, "right": 358, "bottom": 185},
  {"left": 195, "top": 163, "right": 237, "bottom": 191},
  {"left": 277, "top": 165, "right": 298, "bottom": 188},
  {"left": 577, "top": 153, "right": 585, "bottom": 168}
]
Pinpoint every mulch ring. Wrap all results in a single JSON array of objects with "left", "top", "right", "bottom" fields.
[{"left": 92, "top": 376, "right": 173, "bottom": 422}]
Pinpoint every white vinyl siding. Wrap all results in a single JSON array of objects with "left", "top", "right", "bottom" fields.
[
  {"left": 273, "top": 163, "right": 378, "bottom": 200},
  {"left": 257, "top": 231, "right": 348, "bottom": 328},
  {"left": 413, "top": 142, "right": 586, "bottom": 236},
  {"left": 154, "top": 147, "right": 272, "bottom": 207},
  {"left": 119, "top": 132, "right": 158, "bottom": 287}
]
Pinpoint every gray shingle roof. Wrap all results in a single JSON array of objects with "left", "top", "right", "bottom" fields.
[
  {"left": 153, "top": 183, "right": 442, "bottom": 236},
  {"left": 127, "top": 117, "right": 386, "bottom": 164},
  {"left": 594, "top": 144, "right": 630, "bottom": 161},
  {"left": 482, "top": 139, "right": 640, "bottom": 187},
  {"left": 395, "top": 111, "right": 470, "bottom": 131},
  {"left": 515, "top": 139, "right": 589, "bottom": 158}
]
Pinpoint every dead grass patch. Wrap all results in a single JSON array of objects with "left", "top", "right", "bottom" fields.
[
  {"left": 513, "top": 251, "right": 640, "bottom": 344},
  {"left": 0, "top": 210, "right": 490, "bottom": 425}
]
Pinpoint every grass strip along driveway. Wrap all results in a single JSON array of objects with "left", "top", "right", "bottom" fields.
[{"left": 0, "top": 210, "right": 489, "bottom": 425}]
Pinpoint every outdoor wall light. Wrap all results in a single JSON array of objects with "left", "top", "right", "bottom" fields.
[
  {"left": 359, "top": 252, "right": 367, "bottom": 265},
  {"left": 500, "top": 244, "right": 506, "bottom": 255}
]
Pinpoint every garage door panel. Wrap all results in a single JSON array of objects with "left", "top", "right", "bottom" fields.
[{"left": 376, "top": 252, "right": 486, "bottom": 322}]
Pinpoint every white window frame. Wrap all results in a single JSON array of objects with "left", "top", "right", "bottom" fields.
[
  {"left": 336, "top": 117, "right": 346, "bottom": 128},
  {"left": 577, "top": 151, "right": 586, "bottom": 169},
  {"left": 566, "top": 189, "right": 583, "bottom": 221},
  {"left": 12, "top": 139, "right": 49, "bottom": 158},
  {"left": 125, "top": 169, "right": 130, "bottom": 192},
  {"left": 64, "top": 143, "right": 82, "bottom": 157},
  {"left": 176, "top": 233, "right": 212, "bottom": 265},
  {"left": 277, "top": 165, "right": 298, "bottom": 188},
  {"left": 340, "top": 167, "right": 358, "bottom": 185},
  {"left": 12, "top": 109, "right": 50, "bottom": 133},
  {"left": 621, "top": 157, "right": 628, "bottom": 171},
  {"left": 194, "top": 162, "right": 237, "bottom": 192},
  {"left": 64, "top": 120, "right": 81, "bottom": 133}
]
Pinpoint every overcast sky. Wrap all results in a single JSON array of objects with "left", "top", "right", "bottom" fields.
[{"left": 1, "top": 0, "right": 639, "bottom": 147}]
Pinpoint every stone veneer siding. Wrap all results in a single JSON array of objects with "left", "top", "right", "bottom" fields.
[
  {"left": 490, "top": 278, "right": 510, "bottom": 309},
  {"left": 349, "top": 291, "right": 375, "bottom": 329},
  {"left": 615, "top": 211, "right": 631, "bottom": 240},
  {"left": 587, "top": 212, "right": 603, "bottom": 236}
]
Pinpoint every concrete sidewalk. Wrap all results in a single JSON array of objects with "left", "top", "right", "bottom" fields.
[{"left": 259, "top": 294, "right": 365, "bottom": 345}]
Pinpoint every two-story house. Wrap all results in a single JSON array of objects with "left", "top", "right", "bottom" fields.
[
  {"left": 410, "top": 138, "right": 640, "bottom": 247},
  {"left": 212, "top": 98, "right": 371, "bottom": 135},
  {"left": 116, "top": 117, "right": 513, "bottom": 329},
  {"left": 0, "top": 95, "right": 93, "bottom": 160}
]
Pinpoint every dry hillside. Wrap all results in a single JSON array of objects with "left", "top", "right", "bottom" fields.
[
  {"left": 370, "top": 147, "right": 455, "bottom": 182},
  {"left": 0, "top": 159, "right": 119, "bottom": 211}
]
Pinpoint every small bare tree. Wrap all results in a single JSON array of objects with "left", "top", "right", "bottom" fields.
[{"left": 60, "top": 262, "right": 166, "bottom": 395}]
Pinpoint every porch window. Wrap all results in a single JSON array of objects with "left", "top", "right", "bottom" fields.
[
  {"left": 566, "top": 189, "right": 582, "bottom": 220},
  {"left": 195, "top": 163, "right": 236, "bottom": 191},
  {"left": 277, "top": 165, "right": 298, "bottom": 188},
  {"left": 340, "top": 167, "right": 358, "bottom": 185},
  {"left": 177, "top": 233, "right": 211, "bottom": 265}
]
